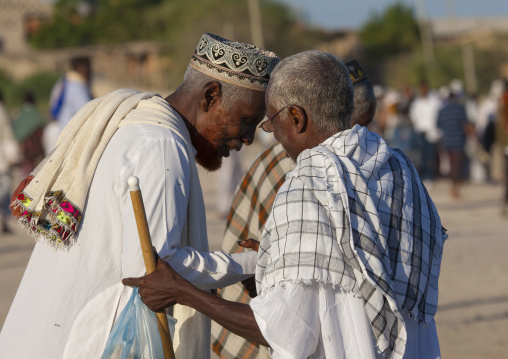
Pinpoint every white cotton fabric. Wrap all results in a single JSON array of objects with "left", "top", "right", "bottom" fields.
[
  {"left": 13, "top": 90, "right": 162, "bottom": 245},
  {"left": 409, "top": 93, "right": 441, "bottom": 142},
  {"left": 0, "top": 97, "right": 257, "bottom": 358},
  {"left": 254, "top": 125, "right": 446, "bottom": 358},
  {"left": 250, "top": 281, "right": 440, "bottom": 359}
]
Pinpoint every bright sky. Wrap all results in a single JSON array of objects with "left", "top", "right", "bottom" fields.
[{"left": 278, "top": 0, "right": 508, "bottom": 30}]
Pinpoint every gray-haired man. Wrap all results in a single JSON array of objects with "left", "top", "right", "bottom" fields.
[
  {"left": 124, "top": 51, "right": 446, "bottom": 359},
  {"left": 210, "top": 58, "right": 378, "bottom": 359}
]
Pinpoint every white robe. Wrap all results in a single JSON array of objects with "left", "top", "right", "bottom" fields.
[
  {"left": 251, "top": 126, "right": 444, "bottom": 358},
  {"left": 0, "top": 104, "right": 256, "bottom": 358}
]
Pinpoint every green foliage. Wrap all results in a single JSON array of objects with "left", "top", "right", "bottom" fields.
[
  {"left": 383, "top": 45, "right": 463, "bottom": 89},
  {"left": 473, "top": 38, "right": 507, "bottom": 94},
  {"left": 0, "top": 70, "right": 60, "bottom": 116},
  {"left": 28, "top": 0, "right": 322, "bottom": 88},
  {"left": 148, "top": 0, "right": 322, "bottom": 87},
  {"left": 30, "top": 0, "right": 166, "bottom": 48},
  {"left": 360, "top": 3, "right": 420, "bottom": 60},
  {"left": 25, "top": 0, "right": 505, "bottom": 96},
  {"left": 358, "top": 2, "right": 505, "bottom": 95},
  {"left": 30, "top": 0, "right": 95, "bottom": 48},
  {"left": 93, "top": 0, "right": 165, "bottom": 43},
  {"left": 0, "top": 71, "right": 17, "bottom": 110},
  {"left": 29, "top": 0, "right": 318, "bottom": 51},
  {"left": 382, "top": 40, "right": 506, "bottom": 95}
]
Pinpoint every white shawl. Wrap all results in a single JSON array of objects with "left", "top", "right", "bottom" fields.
[{"left": 11, "top": 89, "right": 210, "bottom": 358}]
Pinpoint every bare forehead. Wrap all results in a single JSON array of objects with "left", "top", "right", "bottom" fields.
[{"left": 240, "top": 90, "right": 266, "bottom": 119}]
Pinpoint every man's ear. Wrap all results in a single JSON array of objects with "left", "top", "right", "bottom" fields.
[
  {"left": 288, "top": 105, "right": 308, "bottom": 133},
  {"left": 200, "top": 82, "right": 222, "bottom": 112}
]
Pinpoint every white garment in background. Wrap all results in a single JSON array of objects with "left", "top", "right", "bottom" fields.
[
  {"left": 42, "top": 121, "right": 61, "bottom": 155},
  {"left": 50, "top": 71, "right": 92, "bottom": 130},
  {"left": 0, "top": 121, "right": 256, "bottom": 358},
  {"left": 409, "top": 93, "right": 441, "bottom": 142}
]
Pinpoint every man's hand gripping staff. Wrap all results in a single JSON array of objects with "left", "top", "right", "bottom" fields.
[
  {"left": 127, "top": 176, "right": 175, "bottom": 359},
  {"left": 122, "top": 237, "right": 268, "bottom": 346}
]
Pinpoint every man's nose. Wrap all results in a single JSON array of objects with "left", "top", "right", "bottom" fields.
[{"left": 242, "top": 128, "right": 256, "bottom": 146}]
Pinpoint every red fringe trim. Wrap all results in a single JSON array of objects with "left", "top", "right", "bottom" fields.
[{"left": 10, "top": 175, "right": 34, "bottom": 218}]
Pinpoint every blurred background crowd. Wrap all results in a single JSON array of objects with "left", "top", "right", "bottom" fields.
[{"left": 0, "top": 0, "right": 508, "bottom": 230}]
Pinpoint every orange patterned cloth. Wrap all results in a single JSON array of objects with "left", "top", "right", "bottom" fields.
[{"left": 211, "top": 142, "right": 293, "bottom": 359}]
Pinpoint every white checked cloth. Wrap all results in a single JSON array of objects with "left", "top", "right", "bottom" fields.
[{"left": 255, "top": 125, "right": 447, "bottom": 359}]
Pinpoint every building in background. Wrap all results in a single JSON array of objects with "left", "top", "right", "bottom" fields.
[
  {"left": 0, "top": 0, "right": 168, "bottom": 94},
  {"left": 0, "top": 0, "right": 53, "bottom": 55}
]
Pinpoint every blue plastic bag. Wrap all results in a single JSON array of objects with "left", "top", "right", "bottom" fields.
[{"left": 101, "top": 288, "right": 177, "bottom": 359}]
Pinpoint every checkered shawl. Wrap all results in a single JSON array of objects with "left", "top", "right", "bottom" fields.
[
  {"left": 211, "top": 143, "right": 293, "bottom": 359},
  {"left": 256, "top": 125, "right": 447, "bottom": 359}
]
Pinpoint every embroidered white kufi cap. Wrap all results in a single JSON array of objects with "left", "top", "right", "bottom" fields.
[{"left": 190, "top": 32, "right": 279, "bottom": 91}]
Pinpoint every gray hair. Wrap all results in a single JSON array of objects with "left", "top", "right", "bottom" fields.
[
  {"left": 267, "top": 50, "right": 354, "bottom": 135},
  {"left": 179, "top": 65, "right": 257, "bottom": 111}
]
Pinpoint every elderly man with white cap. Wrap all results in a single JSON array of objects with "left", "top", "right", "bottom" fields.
[{"left": 1, "top": 33, "right": 278, "bottom": 358}]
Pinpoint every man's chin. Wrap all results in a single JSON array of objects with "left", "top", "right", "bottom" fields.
[{"left": 195, "top": 153, "right": 223, "bottom": 172}]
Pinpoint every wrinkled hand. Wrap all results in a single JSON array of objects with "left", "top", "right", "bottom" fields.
[
  {"left": 238, "top": 238, "right": 260, "bottom": 252},
  {"left": 241, "top": 276, "right": 257, "bottom": 298},
  {"left": 122, "top": 256, "right": 190, "bottom": 312}
]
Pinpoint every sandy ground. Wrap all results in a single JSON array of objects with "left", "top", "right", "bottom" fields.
[{"left": 1, "top": 141, "right": 507, "bottom": 358}]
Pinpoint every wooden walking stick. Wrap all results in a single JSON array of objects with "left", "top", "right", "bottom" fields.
[{"left": 128, "top": 176, "right": 176, "bottom": 359}]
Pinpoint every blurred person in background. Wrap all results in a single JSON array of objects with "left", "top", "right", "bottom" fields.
[
  {"left": 380, "top": 87, "right": 401, "bottom": 142},
  {"left": 0, "top": 91, "right": 19, "bottom": 233},
  {"left": 12, "top": 92, "right": 45, "bottom": 176},
  {"left": 49, "top": 56, "right": 93, "bottom": 133},
  {"left": 449, "top": 79, "right": 464, "bottom": 102},
  {"left": 398, "top": 85, "right": 415, "bottom": 114},
  {"left": 389, "top": 86, "right": 420, "bottom": 168},
  {"left": 410, "top": 81, "right": 441, "bottom": 183},
  {"left": 463, "top": 91, "right": 489, "bottom": 184},
  {"left": 369, "top": 85, "right": 388, "bottom": 135},
  {"left": 465, "top": 93, "right": 478, "bottom": 125},
  {"left": 211, "top": 59, "right": 380, "bottom": 359},
  {"left": 497, "top": 81, "right": 508, "bottom": 215},
  {"left": 0, "top": 33, "right": 278, "bottom": 359},
  {"left": 448, "top": 79, "right": 476, "bottom": 182},
  {"left": 437, "top": 86, "right": 450, "bottom": 103},
  {"left": 477, "top": 80, "right": 504, "bottom": 182},
  {"left": 437, "top": 90, "right": 472, "bottom": 199}
]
